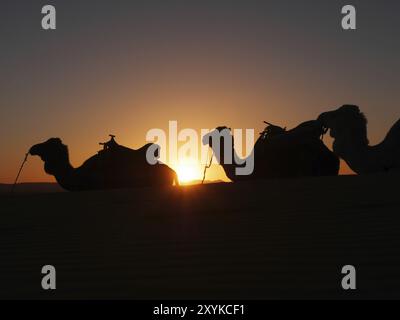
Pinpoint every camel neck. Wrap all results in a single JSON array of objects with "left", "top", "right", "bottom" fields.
[
  {"left": 45, "top": 159, "right": 74, "bottom": 187},
  {"left": 53, "top": 164, "right": 76, "bottom": 190},
  {"left": 211, "top": 135, "right": 249, "bottom": 182},
  {"left": 333, "top": 136, "right": 379, "bottom": 174}
]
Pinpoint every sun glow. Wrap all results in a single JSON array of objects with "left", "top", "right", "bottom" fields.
[{"left": 175, "top": 163, "right": 202, "bottom": 184}]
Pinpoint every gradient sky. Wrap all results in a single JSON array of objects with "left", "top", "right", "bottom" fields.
[{"left": 1, "top": 0, "right": 400, "bottom": 183}]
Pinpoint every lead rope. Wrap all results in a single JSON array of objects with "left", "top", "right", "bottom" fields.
[
  {"left": 202, "top": 148, "right": 213, "bottom": 184},
  {"left": 10, "top": 152, "right": 29, "bottom": 195}
]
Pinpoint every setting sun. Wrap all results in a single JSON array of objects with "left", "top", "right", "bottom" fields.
[{"left": 175, "top": 164, "right": 202, "bottom": 184}]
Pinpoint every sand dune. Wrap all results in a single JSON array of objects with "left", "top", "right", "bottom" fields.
[{"left": 1, "top": 173, "right": 400, "bottom": 299}]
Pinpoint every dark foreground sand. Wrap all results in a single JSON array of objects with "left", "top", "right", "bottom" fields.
[{"left": 1, "top": 174, "right": 400, "bottom": 299}]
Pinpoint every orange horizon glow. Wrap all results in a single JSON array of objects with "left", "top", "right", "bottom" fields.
[
  {"left": 5, "top": 141, "right": 354, "bottom": 186},
  {"left": 2, "top": 121, "right": 356, "bottom": 185},
  {"left": 2, "top": 2, "right": 397, "bottom": 184}
]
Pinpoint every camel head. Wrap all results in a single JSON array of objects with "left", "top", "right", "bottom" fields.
[
  {"left": 29, "top": 138, "right": 70, "bottom": 175},
  {"left": 202, "top": 126, "right": 232, "bottom": 148},
  {"left": 201, "top": 126, "right": 235, "bottom": 167},
  {"left": 318, "top": 105, "right": 368, "bottom": 139}
]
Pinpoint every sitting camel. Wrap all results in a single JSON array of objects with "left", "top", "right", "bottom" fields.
[
  {"left": 29, "top": 136, "right": 179, "bottom": 191},
  {"left": 318, "top": 105, "right": 400, "bottom": 174},
  {"left": 202, "top": 120, "right": 339, "bottom": 182}
]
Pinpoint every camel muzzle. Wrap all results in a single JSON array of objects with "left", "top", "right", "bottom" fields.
[{"left": 29, "top": 144, "right": 41, "bottom": 156}]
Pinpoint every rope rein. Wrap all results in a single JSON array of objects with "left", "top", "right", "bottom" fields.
[
  {"left": 11, "top": 152, "right": 29, "bottom": 194},
  {"left": 201, "top": 148, "right": 213, "bottom": 184}
]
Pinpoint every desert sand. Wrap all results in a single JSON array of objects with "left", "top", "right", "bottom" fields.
[{"left": 1, "top": 173, "right": 400, "bottom": 299}]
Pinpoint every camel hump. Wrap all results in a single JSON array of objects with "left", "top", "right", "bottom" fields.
[
  {"left": 287, "top": 120, "right": 324, "bottom": 138},
  {"left": 99, "top": 134, "right": 119, "bottom": 150},
  {"left": 260, "top": 122, "right": 286, "bottom": 141},
  {"left": 259, "top": 120, "right": 323, "bottom": 146}
]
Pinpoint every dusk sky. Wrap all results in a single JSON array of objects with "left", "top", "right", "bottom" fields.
[{"left": 1, "top": 0, "right": 400, "bottom": 183}]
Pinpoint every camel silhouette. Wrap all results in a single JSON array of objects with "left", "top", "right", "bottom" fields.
[
  {"left": 29, "top": 135, "right": 179, "bottom": 191},
  {"left": 202, "top": 120, "right": 339, "bottom": 181},
  {"left": 318, "top": 105, "right": 400, "bottom": 174}
]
